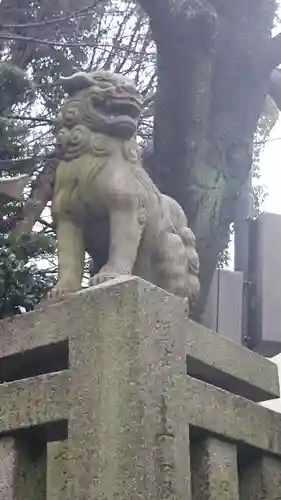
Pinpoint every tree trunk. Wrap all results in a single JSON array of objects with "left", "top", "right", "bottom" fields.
[{"left": 138, "top": 0, "right": 276, "bottom": 319}]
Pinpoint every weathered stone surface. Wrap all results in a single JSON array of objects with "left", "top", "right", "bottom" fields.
[
  {"left": 191, "top": 437, "right": 239, "bottom": 499},
  {"left": 0, "top": 302, "right": 68, "bottom": 359},
  {"left": 239, "top": 455, "right": 281, "bottom": 499},
  {"left": 0, "top": 372, "right": 68, "bottom": 433},
  {"left": 0, "top": 277, "right": 280, "bottom": 499},
  {"left": 166, "top": 375, "right": 281, "bottom": 455},
  {"left": 186, "top": 320, "right": 280, "bottom": 402},
  {"left": 0, "top": 277, "right": 278, "bottom": 400},
  {"left": 155, "top": 427, "right": 192, "bottom": 500},
  {"left": 260, "top": 353, "right": 281, "bottom": 413},
  {"left": 67, "top": 277, "right": 191, "bottom": 499},
  {"left": 16, "top": 441, "right": 46, "bottom": 500},
  {"left": 0, "top": 437, "right": 16, "bottom": 500},
  {"left": 47, "top": 440, "right": 67, "bottom": 500},
  {"left": 0, "top": 436, "right": 45, "bottom": 500}
]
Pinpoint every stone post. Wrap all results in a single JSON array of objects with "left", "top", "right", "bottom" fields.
[{"left": 66, "top": 277, "right": 191, "bottom": 499}]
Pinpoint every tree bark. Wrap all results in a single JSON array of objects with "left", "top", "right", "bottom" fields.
[
  {"left": 139, "top": 0, "right": 277, "bottom": 319},
  {"left": 269, "top": 68, "right": 281, "bottom": 110}
]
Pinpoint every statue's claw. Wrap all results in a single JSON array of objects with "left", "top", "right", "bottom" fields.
[
  {"left": 47, "top": 282, "right": 81, "bottom": 302},
  {"left": 89, "top": 269, "right": 131, "bottom": 287}
]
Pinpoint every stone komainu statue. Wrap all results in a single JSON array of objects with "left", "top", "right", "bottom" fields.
[{"left": 14, "top": 71, "right": 200, "bottom": 305}]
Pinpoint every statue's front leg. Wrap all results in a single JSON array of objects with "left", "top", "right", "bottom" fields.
[
  {"left": 49, "top": 215, "right": 85, "bottom": 299},
  {"left": 90, "top": 207, "right": 144, "bottom": 286}
]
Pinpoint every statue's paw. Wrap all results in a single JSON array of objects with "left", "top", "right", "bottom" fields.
[
  {"left": 89, "top": 270, "right": 130, "bottom": 287},
  {"left": 47, "top": 282, "right": 80, "bottom": 302}
]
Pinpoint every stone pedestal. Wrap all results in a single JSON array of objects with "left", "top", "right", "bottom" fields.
[{"left": 0, "top": 277, "right": 280, "bottom": 499}]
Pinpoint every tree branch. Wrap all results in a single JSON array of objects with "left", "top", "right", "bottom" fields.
[
  {"left": 38, "top": 217, "right": 54, "bottom": 230},
  {"left": 4, "top": 114, "right": 54, "bottom": 124},
  {"left": 0, "top": 32, "right": 142, "bottom": 54},
  {"left": 0, "top": 32, "right": 98, "bottom": 49},
  {"left": 0, "top": 2, "right": 102, "bottom": 30}
]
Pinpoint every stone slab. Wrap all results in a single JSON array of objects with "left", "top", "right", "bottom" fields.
[
  {"left": 0, "top": 371, "right": 68, "bottom": 434},
  {"left": 0, "top": 277, "right": 278, "bottom": 401},
  {"left": 261, "top": 353, "right": 281, "bottom": 413},
  {"left": 252, "top": 212, "right": 281, "bottom": 355},
  {"left": 202, "top": 269, "right": 243, "bottom": 345},
  {"left": 166, "top": 375, "right": 281, "bottom": 455},
  {"left": 0, "top": 278, "right": 145, "bottom": 360},
  {"left": 0, "top": 304, "right": 68, "bottom": 358},
  {"left": 186, "top": 319, "right": 280, "bottom": 401},
  {"left": 191, "top": 437, "right": 239, "bottom": 500}
]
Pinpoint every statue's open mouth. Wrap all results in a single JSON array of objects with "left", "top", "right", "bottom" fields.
[
  {"left": 59, "top": 72, "right": 143, "bottom": 123},
  {"left": 92, "top": 96, "right": 142, "bottom": 120}
]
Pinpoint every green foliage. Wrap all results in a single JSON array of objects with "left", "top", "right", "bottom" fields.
[
  {"left": 0, "top": 62, "right": 33, "bottom": 109},
  {"left": 0, "top": 233, "right": 55, "bottom": 318},
  {"left": 252, "top": 95, "right": 279, "bottom": 217},
  {"left": 0, "top": 61, "right": 55, "bottom": 317},
  {"left": 0, "top": 63, "right": 33, "bottom": 166}
]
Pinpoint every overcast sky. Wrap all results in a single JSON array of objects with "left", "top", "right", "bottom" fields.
[{"left": 260, "top": 4, "right": 281, "bottom": 213}]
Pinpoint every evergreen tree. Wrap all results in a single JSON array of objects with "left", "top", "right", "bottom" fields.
[{"left": 0, "top": 62, "right": 55, "bottom": 317}]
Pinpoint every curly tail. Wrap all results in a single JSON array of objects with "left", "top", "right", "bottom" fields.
[
  {"left": 180, "top": 227, "right": 200, "bottom": 303},
  {"left": 160, "top": 194, "right": 200, "bottom": 304}
]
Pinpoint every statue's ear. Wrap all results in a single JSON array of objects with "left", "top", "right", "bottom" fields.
[{"left": 59, "top": 72, "right": 93, "bottom": 95}]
